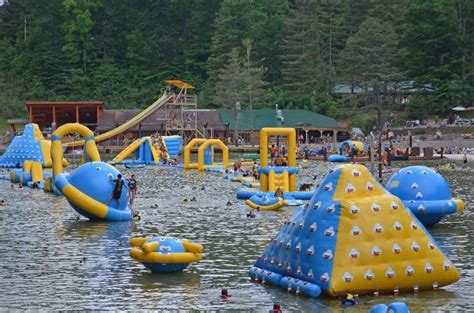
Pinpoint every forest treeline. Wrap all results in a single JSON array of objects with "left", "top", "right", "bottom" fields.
[{"left": 0, "top": 0, "right": 472, "bottom": 122}]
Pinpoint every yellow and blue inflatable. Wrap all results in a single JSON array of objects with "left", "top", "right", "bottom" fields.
[
  {"left": 386, "top": 166, "right": 464, "bottom": 226},
  {"left": 328, "top": 140, "right": 367, "bottom": 163},
  {"left": 245, "top": 195, "right": 287, "bottom": 211},
  {"left": 250, "top": 164, "right": 460, "bottom": 297},
  {"left": 52, "top": 123, "right": 132, "bottom": 221},
  {"left": 0, "top": 123, "right": 64, "bottom": 168},
  {"left": 130, "top": 236, "right": 203, "bottom": 272}
]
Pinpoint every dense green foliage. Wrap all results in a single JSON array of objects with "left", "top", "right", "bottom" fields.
[{"left": 0, "top": 0, "right": 472, "bottom": 121}]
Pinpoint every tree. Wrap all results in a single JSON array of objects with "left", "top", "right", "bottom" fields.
[
  {"left": 403, "top": 0, "right": 467, "bottom": 112},
  {"left": 338, "top": 17, "right": 400, "bottom": 127},
  {"left": 280, "top": 0, "right": 322, "bottom": 104}
]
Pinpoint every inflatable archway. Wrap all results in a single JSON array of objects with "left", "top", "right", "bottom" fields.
[
  {"left": 259, "top": 128, "right": 297, "bottom": 192},
  {"left": 183, "top": 138, "right": 207, "bottom": 169},
  {"left": 197, "top": 139, "right": 229, "bottom": 171},
  {"left": 52, "top": 123, "right": 132, "bottom": 221}
]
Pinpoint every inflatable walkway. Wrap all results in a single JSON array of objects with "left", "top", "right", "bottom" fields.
[
  {"left": 0, "top": 124, "right": 54, "bottom": 168},
  {"left": 250, "top": 164, "right": 460, "bottom": 298}
]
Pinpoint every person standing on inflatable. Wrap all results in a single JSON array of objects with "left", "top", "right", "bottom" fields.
[
  {"left": 128, "top": 174, "right": 137, "bottom": 206},
  {"left": 107, "top": 174, "right": 124, "bottom": 208}
]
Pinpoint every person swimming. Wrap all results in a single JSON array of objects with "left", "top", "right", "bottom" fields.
[
  {"left": 271, "top": 303, "right": 282, "bottom": 313},
  {"left": 220, "top": 289, "right": 232, "bottom": 300},
  {"left": 0, "top": 199, "right": 7, "bottom": 205},
  {"left": 247, "top": 208, "right": 259, "bottom": 218},
  {"left": 339, "top": 293, "right": 358, "bottom": 306}
]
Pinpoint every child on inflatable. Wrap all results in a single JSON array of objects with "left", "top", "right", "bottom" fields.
[{"left": 107, "top": 174, "right": 124, "bottom": 208}]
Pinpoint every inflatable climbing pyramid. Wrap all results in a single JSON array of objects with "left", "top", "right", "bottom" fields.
[
  {"left": 0, "top": 124, "right": 52, "bottom": 168},
  {"left": 250, "top": 164, "right": 460, "bottom": 297}
]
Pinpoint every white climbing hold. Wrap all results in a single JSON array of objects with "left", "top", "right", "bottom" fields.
[
  {"left": 391, "top": 201, "right": 399, "bottom": 210},
  {"left": 392, "top": 244, "right": 401, "bottom": 254},
  {"left": 386, "top": 267, "right": 395, "bottom": 278},
  {"left": 374, "top": 223, "right": 384, "bottom": 233},
  {"left": 320, "top": 272, "right": 329, "bottom": 282},
  {"left": 366, "top": 181, "right": 375, "bottom": 191},
  {"left": 350, "top": 205, "right": 360, "bottom": 214},
  {"left": 425, "top": 263, "right": 433, "bottom": 273},
  {"left": 323, "top": 250, "right": 333, "bottom": 259},
  {"left": 346, "top": 183, "right": 355, "bottom": 193},
  {"left": 324, "top": 183, "right": 333, "bottom": 191},
  {"left": 351, "top": 226, "right": 361, "bottom": 236},
  {"left": 307, "top": 245, "right": 314, "bottom": 256},
  {"left": 349, "top": 248, "right": 360, "bottom": 258},
  {"left": 365, "top": 269, "right": 374, "bottom": 280},
  {"left": 372, "top": 246, "right": 381, "bottom": 256},
  {"left": 313, "top": 201, "right": 321, "bottom": 209},
  {"left": 371, "top": 202, "right": 381, "bottom": 212},
  {"left": 309, "top": 223, "right": 317, "bottom": 232},
  {"left": 352, "top": 169, "right": 361, "bottom": 177},
  {"left": 324, "top": 227, "right": 335, "bottom": 236},
  {"left": 343, "top": 272, "right": 353, "bottom": 282},
  {"left": 393, "top": 221, "right": 403, "bottom": 231},
  {"left": 406, "top": 265, "right": 414, "bottom": 276},
  {"left": 326, "top": 204, "right": 335, "bottom": 213},
  {"left": 411, "top": 182, "right": 418, "bottom": 189},
  {"left": 411, "top": 241, "right": 420, "bottom": 252},
  {"left": 416, "top": 192, "right": 424, "bottom": 199}
]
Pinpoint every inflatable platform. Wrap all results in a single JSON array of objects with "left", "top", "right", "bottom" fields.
[
  {"left": 249, "top": 164, "right": 460, "bottom": 298},
  {"left": 130, "top": 236, "right": 203, "bottom": 272}
]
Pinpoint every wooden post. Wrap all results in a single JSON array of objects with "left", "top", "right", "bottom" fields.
[
  {"left": 75, "top": 105, "right": 79, "bottom": 123},
  {"left": 28, "top": 105, "right": 33, "bottom": 122},
  {"left": 52, "top": 105, "right": 56, "bottom": 123}
]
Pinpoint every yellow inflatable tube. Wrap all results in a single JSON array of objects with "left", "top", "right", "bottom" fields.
[
  {"left": 130, "top": 248, "right": 202, "bottom": 263},
  {"left": 245, "top": 198, "right": 287, "bottom": 211}
]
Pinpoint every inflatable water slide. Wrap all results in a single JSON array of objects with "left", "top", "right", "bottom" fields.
[{"left": 65, "top": 94, "right": 172, "bottom": 147}]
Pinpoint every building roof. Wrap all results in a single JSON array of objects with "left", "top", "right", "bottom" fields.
[
  {"left": 218, "top": 109, "right": 340, "bottom": 131},
  {"left": 26, "top": 101, "right": 103, "bottom": 107}
]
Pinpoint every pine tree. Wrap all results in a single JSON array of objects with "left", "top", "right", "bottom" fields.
[
  {"left": 403, "top": 0, "right": 467, "bottom": 112},
  {"left": 280, "top": 0, "right": 324, "bottom": 105}
]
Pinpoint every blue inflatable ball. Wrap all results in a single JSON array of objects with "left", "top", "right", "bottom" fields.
[
  {"left": 386, "top": 166, "right": 451, "bottom": 201},
  {"left": 68, "top": 162, "right": 129, "bottom": 211},
  {"left": 386, "top": 166, "right": 457, "bottom": 226},
  {"left": 142, "top": 237, "right": 189, "bottom": 273}
]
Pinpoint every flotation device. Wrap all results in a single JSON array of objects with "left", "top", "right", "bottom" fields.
[{"left": 245, "top": 195, "right": 287, "bottom": 211}]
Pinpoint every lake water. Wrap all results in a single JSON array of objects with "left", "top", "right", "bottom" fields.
[{"left": 0, "top": 161, "right": 472, "bottom": 311}]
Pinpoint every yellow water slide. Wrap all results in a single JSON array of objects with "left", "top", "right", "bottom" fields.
[
  {"left": 66, "top": 94, "right": 172, "bottom": 147},
  {"left": 112, "top": 137, "right": 147, "bottom": 163}
]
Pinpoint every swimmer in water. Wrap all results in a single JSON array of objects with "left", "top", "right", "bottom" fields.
[
  {"left": 220, "top": 288, "right": 232, "bottom": 300},
  {"left": 339, "top": 293, "right": 358, "bottom": 306}
]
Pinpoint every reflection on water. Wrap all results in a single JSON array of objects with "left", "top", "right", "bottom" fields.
[{"left": 0, "top": 161, "right": 472, "bottom": 311}]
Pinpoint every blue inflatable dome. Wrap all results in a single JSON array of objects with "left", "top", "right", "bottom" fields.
[{"left": 386, "top": 166, "right": 464, "bottom": 226}]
